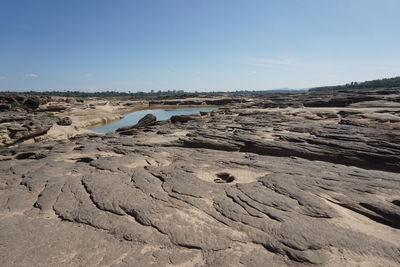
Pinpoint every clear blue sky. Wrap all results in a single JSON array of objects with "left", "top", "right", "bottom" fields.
[{"left": 1, "top": 0, "right": 399, "bottom": 92}]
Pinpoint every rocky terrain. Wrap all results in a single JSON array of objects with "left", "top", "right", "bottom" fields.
[
  {"left": 1, "top": 91, "right": 400, "bottom": 266},
  {"left": 0, "top": 94, "right": 150, "bottom": 146}
]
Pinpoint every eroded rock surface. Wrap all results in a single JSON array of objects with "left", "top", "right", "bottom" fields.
[{"left": 1, "top": 91, "right": 400, "bottom": 266}]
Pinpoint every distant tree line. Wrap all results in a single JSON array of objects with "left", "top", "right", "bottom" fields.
[
  {"left": 23, "top": 90, "right": 189, "bottom": 98},
  {"left": 0, "top": 90, "right": 194, "bottom": 99},
  {"left": 310, "top": 76, "right": 400, "bottom": 92},
  {"left": 0, "top": 88, "right": 307, "bottom": 98}
]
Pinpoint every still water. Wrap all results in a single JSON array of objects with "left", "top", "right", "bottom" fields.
[{"left": 90, "top": 107, "right": 218, "bottom": 133}]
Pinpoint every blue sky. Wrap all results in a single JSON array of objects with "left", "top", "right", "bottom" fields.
[{"left": 0, "top": 0, "right": 399, "bottom": 92}]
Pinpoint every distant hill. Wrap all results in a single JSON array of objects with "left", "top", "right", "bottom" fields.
[{"left": 310, "top": 76, "right": 400, "bottom": 92}]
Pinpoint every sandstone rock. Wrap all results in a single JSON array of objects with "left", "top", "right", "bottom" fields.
[
  {"left": 0, "top": 112, "right": 55, "bottom": 145},
  {"left": 1, "top": 91, "right": 400, "bottom": 266}
]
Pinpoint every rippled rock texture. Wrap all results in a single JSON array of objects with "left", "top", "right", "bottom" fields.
[{"left": 1, "top": 91, "right": 400, "bottom": 266}]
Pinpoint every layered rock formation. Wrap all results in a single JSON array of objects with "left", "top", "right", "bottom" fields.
[
  {"left": 0, "top": 95, "right": 147, "bottom": 146},
  {"left": 0, "top": 91, "right": 400, "bottom": 266}
]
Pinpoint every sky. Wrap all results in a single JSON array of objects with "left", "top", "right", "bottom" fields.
[{"left": 0, "top": 0, "right": 400, "bottom": 92}]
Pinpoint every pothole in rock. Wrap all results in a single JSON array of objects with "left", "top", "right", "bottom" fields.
[
  {"left": 194, "top": 167, "right": 268, "bottom": 184},
  {"left": 392, "top": 200, "right": 400, "bottom": 207},
  {"left": 214, "top": 172, "right": 235, "bottom": 183},
  {"left": 15, "top": 152, "right": 46, "bottom": 160}
]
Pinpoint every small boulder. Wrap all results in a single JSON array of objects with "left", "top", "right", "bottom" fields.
[
  {"left": 56, "top": 117, "right": 72, "bottom": 126},
  {"left": 116, "top": 114, "right": 156, "bottom": 133},
  {"left": 23, "top": 97, "right": 41, "bottom": 109},
  {"left": 136, "top": 114, "right": 156, "bottom": 128}
]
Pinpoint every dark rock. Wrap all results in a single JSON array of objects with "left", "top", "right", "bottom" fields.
[
  {"left": 338, "top": 119, "right": 365, "bottom": 127},
  {"left": 136, "top": 114, "right": 156, "bottom": 127},
  {"left": 116, "top": 114, "right": 156, "bottom": 134},
  {"left": 149, "top": 98, "right": 243, "bottom": 106},
  {"left": 303, "top": 94, "right": 380, "bottom": 108},
  {"left": 0, "top": 94, "right": 22, "bottom": 105},
  {"left": 76, "top": 157, "right": 95, "bottom": 163},
  {"left": 118, "top": 129, "right": 138, "bottom": 136},
  {"left": 170, "top": 114, "right": 200, "bottom": 123},
  {"left": 38, "top": 105, "right": 68, "bottom": 112},
  {"left": 0, "top": 104, "right": 11, "bottom": 111},
  {"left": 337, "top": 110, "right": 362, "bottom": 117},
  {"left": 15, "top": 152, "right": 46, "bottom": 160},
  {"left": 23, "top": 97, "right": 41, "bottom": 109},
  {"left": 56, "top": 117, "right": 72, "bottom": 126},
  {"left": 204, "top": 98, "right": 242, "bottom": 105}
]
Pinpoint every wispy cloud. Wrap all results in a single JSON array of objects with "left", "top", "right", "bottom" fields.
[
  {"left": 84, "top": 73, "right": 94, "bottom": 77},
  {"left": 24, "top": 73, "right": 39, "bottom": 79},
  {"left": 246, "top": 57, "right": 302, "bottom": 70},
  {"left": 0, "top": 76, "right": 8, "bottom": 81}
]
